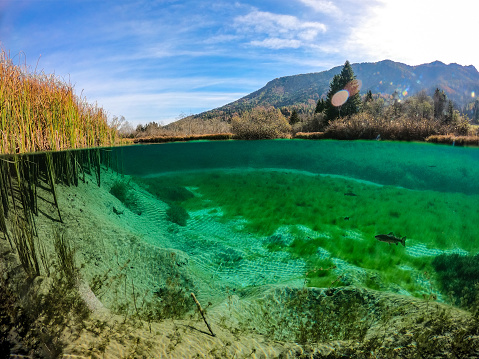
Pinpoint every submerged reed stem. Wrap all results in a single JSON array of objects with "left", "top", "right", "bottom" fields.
[{"left": 191, "top": 292, "right": 215, "bottom": 337}]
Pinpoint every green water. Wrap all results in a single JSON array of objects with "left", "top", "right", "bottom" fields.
[{"left": 112, "top": 140, "right": 479, "bottom": 298}]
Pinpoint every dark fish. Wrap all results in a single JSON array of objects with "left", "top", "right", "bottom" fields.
[
  {"left": 344, "top": 192, "right": 357, "bottom": 196},
  {"left": 375, "top": 232, "right": 406, "bottom": 246}
]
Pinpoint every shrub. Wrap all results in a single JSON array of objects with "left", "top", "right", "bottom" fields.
[
  {"left": 324, "top": 113, "right": 444, "bottom": 141},
  {"left": 231, "top": 107, "right": 292, "bottom": 139}
]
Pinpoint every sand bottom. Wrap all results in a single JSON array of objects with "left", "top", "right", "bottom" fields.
[{"left": 2, "top": 166, "right": 478, "bottom": 358}]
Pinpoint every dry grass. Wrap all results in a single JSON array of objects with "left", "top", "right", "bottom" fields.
[
  {"left": 0, "top": 50, "right": 118, "bottom": 154},
  {"left": 425, "top": 135, "right": 479, "bottom": 146},
  {"left": 134, "top": 133, "right": 234, "bottom": 143},
  {"left": 294, "top": 132, "right": 325, "bottom": 139}
]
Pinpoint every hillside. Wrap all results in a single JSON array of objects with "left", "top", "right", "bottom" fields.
[{"left": 185, "top": 60, "right": 479, "bottom": 123}]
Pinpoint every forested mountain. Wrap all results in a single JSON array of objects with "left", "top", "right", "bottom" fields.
[{"left": 191, "top": 60, "right": 479, "bottom": 122}]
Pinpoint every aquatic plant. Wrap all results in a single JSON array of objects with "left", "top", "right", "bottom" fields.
[
  {"left": 53, "top": 230, "right": 78, "bottom": 286},
  {"left": 0, "top": 50, "right": 117, "bottom": 154},
  {"left": 141, "top": 182, "right": 195, "bottom": 203},
  {"left": 166, "top": 203, "right": 190, "bottom": 226},
  {"left": 432, "top": 253, "right": 479, "bottom": 309},
  {"left": 109, "top": 179, "right": 140, "bottom": 214}
]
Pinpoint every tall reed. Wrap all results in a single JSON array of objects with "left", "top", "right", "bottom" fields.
[{"left": 0, "top": 50, "right": 117, "bottom": 154}]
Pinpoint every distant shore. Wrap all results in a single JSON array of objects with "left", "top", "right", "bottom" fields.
[{"left": 132, "top": 132, "right": 479, "bottom": 147}]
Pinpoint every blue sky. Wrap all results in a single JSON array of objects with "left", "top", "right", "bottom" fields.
[{"left": 1, "top": 0, "right": 477, "bottom": 126}]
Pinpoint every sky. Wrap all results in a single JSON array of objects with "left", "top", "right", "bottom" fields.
[{"left": 1, "top": 0, "right": 478, "bottom": 126}]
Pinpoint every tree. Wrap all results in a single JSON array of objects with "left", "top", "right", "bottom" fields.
[
  {"left": 324, "top": 60, "right": 361, "bottom": 122},
  {"left": 315, "top": 98, "right": 326, "bottom": 113},
  {"left": 445, "top": 100, "right": 457, "bottom": 124},
  {"left": 403, "top": 90, "right": 433, "bottom": 120},
  {"left": 289, "top": 109, "right": 300, "bottom": 125},
  {"left": 364, "top": 90, "right": 373, "bottom": 103},
  {"left": 433, "top": 88, "right": 447, "bottom": 121}
]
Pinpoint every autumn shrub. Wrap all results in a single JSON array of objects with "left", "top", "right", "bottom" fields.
[
  {"left": 231, "top": 107, "right": 292, "bottom": 139},
  {"left": 324, "top": 113, "right": 447, "bottom": 141}
]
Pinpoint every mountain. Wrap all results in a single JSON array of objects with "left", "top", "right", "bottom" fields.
[{"left": 190, "top": 60, "right": 479, "bottom": 122}]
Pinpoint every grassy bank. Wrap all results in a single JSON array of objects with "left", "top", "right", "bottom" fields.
[{"left": 0, "top": 50, "right": 117, "bottom": 154}]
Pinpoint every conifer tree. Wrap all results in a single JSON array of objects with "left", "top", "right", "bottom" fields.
[
  {"left": 289, "top": 109, "right": 300, "bottom": 124},
  {"left": 324, "top": 60, "right": 361, "bottom": 121},
  {"left": 315, "top": 98, "right": 326, "bottom": 113},
  {"left": 433, "top": 88, "right": 447, "bottom": 120},
  {"left": 364, "top": 90, "right": 373, "bottom": 103}
]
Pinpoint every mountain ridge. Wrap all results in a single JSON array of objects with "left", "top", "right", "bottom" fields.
[{"left": 190, "top": 59, "right": 479, "bottom": 122}]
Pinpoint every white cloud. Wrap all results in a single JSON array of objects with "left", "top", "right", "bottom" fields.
[
  {"left": 346, "top": 0, "right": 479, "bottom": 69},
  {"left": 250, "top": 38, "right": 302, "bottom": 49},
  {"left": 234, "top": 10, "right": 326, "bottom": 49},
  {"left": 298, "top": 0, "right": 341, "bottom": 16}
]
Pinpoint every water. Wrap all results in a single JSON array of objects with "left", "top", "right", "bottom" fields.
[
  {"left": 108, "top": 140, "right": 479, "bottom": 300},
  {"left": 6, "top": 139, "right": 477, "bottom": 355}
]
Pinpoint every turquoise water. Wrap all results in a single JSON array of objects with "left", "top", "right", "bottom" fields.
[
  {"left": 4, "top": 139, "right": 478, "bottom": 354},
  {"left": 116, "top": 140, "right": 479, "bottom": 194},
  {"left": 109, "top": 140, "right": 479, "bottom": 301}
]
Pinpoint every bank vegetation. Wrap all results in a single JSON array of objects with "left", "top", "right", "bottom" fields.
[{"left": 0, "top": 50, "right": 118, "bottom": 154}]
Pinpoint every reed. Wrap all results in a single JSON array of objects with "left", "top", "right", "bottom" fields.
[{"left": 0, "top": 50, "right": 118, "bottom": 154}]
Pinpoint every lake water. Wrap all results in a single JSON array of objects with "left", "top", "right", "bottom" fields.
[
  {"left": 108, "top": 139, "right": 478, "bottom": 299},
  {"left": 4, "top": 139, "right": 478, "bottom": 354}
]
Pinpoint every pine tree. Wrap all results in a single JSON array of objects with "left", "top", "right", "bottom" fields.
[
  {"left": 324, "top": 60, "right": 361, "bottom": 121},
  {"left": 364, "top": 90, "right": 373, "bottom": 103},
  {"left": 315, "top": 98, "right": 325, "bottom": 113},
  {"left": 433, "top": 88, "right": 447, "bottom": 120},
  {"left": 289, "top": 109, "right": 300, "bottom": 124},
  {"left": 445, "top": 100, "right": 457, "bottom": 124}
]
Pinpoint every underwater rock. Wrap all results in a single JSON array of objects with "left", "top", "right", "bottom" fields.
[{"left": 77, "top": 278, "right": 107, "bottom": 313}]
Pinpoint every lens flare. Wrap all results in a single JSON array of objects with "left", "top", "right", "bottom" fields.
[
  {"left": 472, "top": 91, "right": 475, "bottom": 98},
  {"left": 344, "top": 79, "right": 362, "bottom": 96},
  {"left": 331, "top": 90, "right": 349, "bottom": 107}
]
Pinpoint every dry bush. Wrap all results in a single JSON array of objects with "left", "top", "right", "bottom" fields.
[
  {"left": 231, "top": 107, "right": 292, "bottom": 139},
  {"left": 324, "top": 113, "right": 453, "bottom": 141}
]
